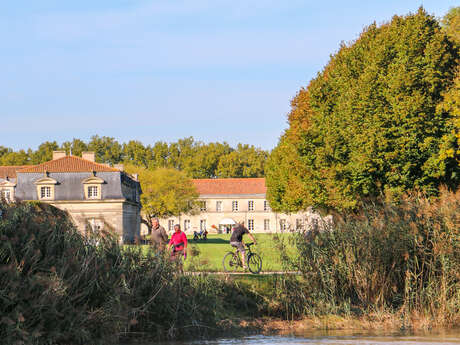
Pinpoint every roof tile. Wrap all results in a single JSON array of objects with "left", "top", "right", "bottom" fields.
[
  {"left": 18, "top": 156, "right": 119, "bottom": 173},
  {"left": 0, "top": 166, "right": 31, "bottom": 179},
  {"left": 192, "top": 178, "right": 266, "bottom": 195}
]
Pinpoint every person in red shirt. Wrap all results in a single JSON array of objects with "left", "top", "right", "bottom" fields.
[{"left": 168, "top": 224, "right": 188, "bottom": 262}]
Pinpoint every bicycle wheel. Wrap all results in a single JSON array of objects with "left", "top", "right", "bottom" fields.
[
  {"left": 248, "top": 253, "right": 262, "bottom": 274},
  {"left": 223, "top": 252, "right": 239, "bottom": 272}
]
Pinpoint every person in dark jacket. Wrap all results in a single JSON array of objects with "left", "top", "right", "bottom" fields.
[{"left": 150, "top": 217, "right": 168, "bottom": 252}]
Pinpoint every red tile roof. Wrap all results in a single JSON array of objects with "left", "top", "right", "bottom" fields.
[
  {"left": 192, "top": 178, "right": 266, "bottom": 195},
  {"left": 0, "top": 166, "right": 31, "bottom": 179},
  {"left": 18, "top": 156, "right": 119, "bottom": 173}
]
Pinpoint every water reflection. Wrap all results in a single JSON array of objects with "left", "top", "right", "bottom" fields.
[{"left": 124, "top": 329, "right": 460, "bottom": 345}]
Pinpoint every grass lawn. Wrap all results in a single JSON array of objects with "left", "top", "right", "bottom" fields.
[{"left": 137, "top": 233, "right": 297, "bottom": 272}]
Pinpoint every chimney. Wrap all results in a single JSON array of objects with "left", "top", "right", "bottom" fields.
[
  {"left": 52, "top": 151, "right": 66, "bottom": 160},
  {"left": 114, "top": 164, "right": 124, "bottom": 171},
  {"left": 82, "top": 152, "right": 95, "bottom": 162}
]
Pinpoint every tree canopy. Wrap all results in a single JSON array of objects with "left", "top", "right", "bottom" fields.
[
  {"left": 267, "top": 8, "right": 460, "bottom": 211},
  {"left": 0, "top": 136, "right": 268, "bottom": 179},
  {"left": 124, "top": 165, "right": 199, "bottom": 232}
]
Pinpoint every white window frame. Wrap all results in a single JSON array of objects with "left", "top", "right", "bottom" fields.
[
  {"left": 280, "top": 219, "right": 286, "bottom": 232},
  {"left": 200, "top": 219, "right": 206, "bottom": 231},
  {"left": 87, "top": 186, "right": 99, "bottom": 199},
  {"left": 264, "top": 200, "right": 270, "bottom": 211},
  {"left": 34, "top": 176, "right": 57, "bottom": 201},
  {"left": 216, "top": 201, "right": 222, "bottom": 212},
  {"left": 200, "top": 201, "right": 207, "bottom": 211},
  {"left": 41, "top": 186, "right": 51, "bottom": 199},
  {"left": 184, "top": 219, "right": 191, "bottom": 232},
  {"left": 232, "top": 201, "right": 238, "bottom": 212},
  {"left": 264, "top": 219, "right": 270, "bottom": 231},
  {"left": 248, "top": 200, "right": 254, "bottom": 211},
  {"left": 248, "top": 219, "right": 254, "bottom": 231},
  {"left": 168, "top": 220, "right": 174, "bottom": 232},
  {"left": 1, "top": 189, "right": 11, "bottom": 202},
  {"left": 82, "top": 176, "right": 104, "bottom": 200}
]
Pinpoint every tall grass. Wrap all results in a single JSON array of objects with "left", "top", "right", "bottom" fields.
[
  {"left": 0, "top": 202, "right": 260, "bottom": 345},
  {"left": 272, "top": 189, "right": 460, "bottom": 326}
]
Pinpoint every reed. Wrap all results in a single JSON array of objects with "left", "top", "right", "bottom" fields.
[
  {"left": 271, "top": 188, "right": 460, "bottom": 327},
  {"left": 0, "top": 202, "right": 260, "bottom": 345}
]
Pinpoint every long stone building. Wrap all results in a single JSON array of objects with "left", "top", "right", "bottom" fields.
[
  {"left": 0, "top": 151, "right": 142, "bottom": 243},
  {"left": 151, "top": 177, "right": 320, "bottom": 235}
]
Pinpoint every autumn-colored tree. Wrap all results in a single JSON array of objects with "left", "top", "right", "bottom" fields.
[
  {"left": 267, "top": 8, "right": 459, "bottom": 211},
  {"left": 124, "top": 165, "right": 199, "bottom": 233}
]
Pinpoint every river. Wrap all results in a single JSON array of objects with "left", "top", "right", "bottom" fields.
[{"left": 124, "top": 329, "right": 460, "bottom": 344}]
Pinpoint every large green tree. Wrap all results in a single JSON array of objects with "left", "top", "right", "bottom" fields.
[
  {"left": 124, "top": 165, "right": 199, "bottom": 233},
  {"left": 267, "top": 8, "right": 460, "bottom": 211}
]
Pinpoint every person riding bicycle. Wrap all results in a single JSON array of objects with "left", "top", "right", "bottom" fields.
[
  {"left": 168, "top": 224, "right": 188, "bottom": 262},
  {"left": 229, "top": 222, "right": 256, "bottom": 270}
]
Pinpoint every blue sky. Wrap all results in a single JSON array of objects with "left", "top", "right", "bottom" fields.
[{"left": 0, "top": 0, "right": 455, "bottom": 151}]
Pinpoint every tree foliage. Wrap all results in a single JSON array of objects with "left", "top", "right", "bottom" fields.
[
  {"left": 124, "top": 165, "right": 199, "bottom": 232},
  {"left": 0, "top": 137, "right": 267, "bottom": 179},
  {"left": 267, "top": 8, "right": 460, "bottom": 211}
]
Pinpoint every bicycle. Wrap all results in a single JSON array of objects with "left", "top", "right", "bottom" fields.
[{"left": 222, "top": 242, "right": 262, "bottom": 274}]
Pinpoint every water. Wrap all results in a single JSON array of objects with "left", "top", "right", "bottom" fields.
[{"left": 125, "top": 330, "right": 460, "bottom": 345}]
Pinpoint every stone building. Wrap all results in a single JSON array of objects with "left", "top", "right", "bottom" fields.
[
  {"left": 0, "top": 151, "right": 141, "bottom": 243},
  {"left": 151, "top": 177, "right": 323, "bottom": 235}
]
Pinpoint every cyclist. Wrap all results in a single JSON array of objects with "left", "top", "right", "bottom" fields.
[{"left": 229, "top": 222, "right": 256, "bottom": 270}]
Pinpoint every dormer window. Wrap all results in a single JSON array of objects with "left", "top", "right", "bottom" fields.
[
  {"left": 34, "top": 176, "right": 58, "bottom": 201},
  {"left": 87, "top": 186, "right": 99, "bottom": 199},
  {"left": 40, "top": 186, "right": 51, "bottom": 199},
  {"left": 82, "top": 175, "right": 104, "bottom": 200}
]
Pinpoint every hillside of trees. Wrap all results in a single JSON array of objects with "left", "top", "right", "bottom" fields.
[
  {"left": 266, "top": 7, "right": 460, "bottom": 212},
  {"left": 0, "top": 137, "right": 268, "bottom": 179}
]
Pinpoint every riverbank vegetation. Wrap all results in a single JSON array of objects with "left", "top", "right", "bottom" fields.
[
  {"left": 1, "top": 188, "right": 458, "bottom": 344},
  {"left": 0, "top": 202, "right": 262, "bottom": 345},
  {"left": 270, "top": 189, "right": 459, "bottom": 328}
]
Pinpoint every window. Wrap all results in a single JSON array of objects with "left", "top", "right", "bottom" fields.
[
  {"left": 248, "top": 200, "right": 254, "bottom": 211},
  {"left": 87, "top": 186, "right": 99, "bottom": 199},
  {"left": 35, "top": 176, "right": 57, "bottom": 200},
  {"left": 264, "top": 200, "right": 270, "bottom": 211},
  {"left": 168, "top": 220, "right": 174, "bottom": 232},
  {"left": 232, "top": 201, "right": 238, "bottom": 212},
  {"left": 40, "top": 186, "right": 51, "bottom": 199},
  {"left": 1, "top": 189, "right": 11, "bottom": 202},
  {"left": 296, "top": 218, "right": 304, "bottom": 231},
  {"left": 264, "top": 219, "right": 270, "bottom": 231},
  {"left": 280, "top": 219, "right": 286, "bottom": 232},
  {"left": 200, "top": 219, "right": 206, "bottom": 231},
  {"left": 184, "top": 219, "right": 191, "bottom": 232},
  {"left": 216, "top": 201, "right": 222, "bottom": 212},
  {"left": 82, "top": 176, "right": 104, "bottom": 200},
  {"left": 248, "top": 219, "right": 254, "bottom": 231},
  {"left": 200, "top": 201, "right": 207, "bottom": 211}
]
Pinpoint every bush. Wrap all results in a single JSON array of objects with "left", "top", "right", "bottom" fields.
[{"left": 0, "top": 202, "right": 261, "bottom": 344}]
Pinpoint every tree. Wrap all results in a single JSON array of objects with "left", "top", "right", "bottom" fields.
[
  {"left": 216, "top": 144, "right": 267, "bottom": 178},
  {"left": 267, "top": 8, "right": 459, "bottom": 211},
  {"left": 442, "top": 6, "right": 460, "bottom": 45},
  {"left": 124, "top": 165, "right": 199, "bottom": 234},
  {"left": 61, "top": 138, "right": 88, "bottom": 157},
  {"left": 88, "top": 135, "right": 123, "bottom": 164},
  {"left": 0, "top": 150, "right": 30, "bottom": 165},
  {"left": 30, "top": 141, "right": 59, "bottom": 164}
]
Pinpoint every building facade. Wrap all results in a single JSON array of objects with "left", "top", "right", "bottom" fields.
[
  {"left": 0, "top": 151, "right": 142, "bottom": 243},
  {"left": 151, "top": 178, "right": 320, "bottom": 235}
]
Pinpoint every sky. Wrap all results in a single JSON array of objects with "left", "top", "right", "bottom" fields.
[{"left": 0, "top": 1, "right": 456, "bottom": 151}]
